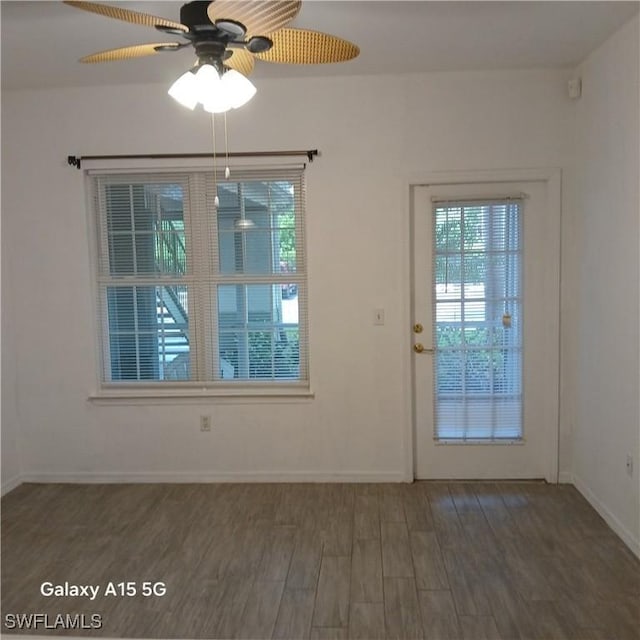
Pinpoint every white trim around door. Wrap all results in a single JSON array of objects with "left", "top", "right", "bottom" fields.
[{"left": 403, "top": 168, "right": 561, "bottom": 483}]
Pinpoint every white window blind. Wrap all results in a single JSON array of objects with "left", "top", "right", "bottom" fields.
[
  {"left": 91, "top": 167, "right": 308, "bottom": 388},
  {"left": 433, "top": 199, "right": 522, "bottom": 441}
]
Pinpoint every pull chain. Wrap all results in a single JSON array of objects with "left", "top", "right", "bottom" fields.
[
  {"left": 224, "top": 111, "right": 230, "bottom": 180},
  {"left": 211, "top": 113, "right": 219, "bottom": 208}
]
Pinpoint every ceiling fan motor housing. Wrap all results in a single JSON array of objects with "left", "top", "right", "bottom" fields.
[
  {"left": 178, "top": 1, "right": 241, "bottom": 69},
  {"left": 194, "top": 41, "right": 228, "bottom": 70}
]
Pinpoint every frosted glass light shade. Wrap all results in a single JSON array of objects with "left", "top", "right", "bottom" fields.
[
  {"left": 196, "top": 64, "right": 231, "bottom": 113},
  {"left": 195, "top": 64, "right": 221, "bottom": 94},
  {"left": 221, "top": 69, "right": 257, "bottom": 109},
  {"left": 167, "top": 70, "right": 198, "bottom": 110}
]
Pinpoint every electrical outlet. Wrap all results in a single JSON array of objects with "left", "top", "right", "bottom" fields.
[
  {"left": 626, "top": 454, "right": 633, "bottom": 477},
  {"left": 200, "top": 415, "right": 211, "bottom": 432}
]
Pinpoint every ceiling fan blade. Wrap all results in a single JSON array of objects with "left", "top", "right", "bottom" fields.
[
  {"left": 224, "top": 48, "right": 255, "bottom": 76},
  {"left": 63, "top": 1, "right": 188, "bottom": 32},
  {"left": 208, "top": 1, "right": 301, "bottom": 37},
  {"left": 255, "top": 28, "right": 359, "bottom": 64},
  {"left": 79, "top": 42, "right": 183, "bottom": 63}
]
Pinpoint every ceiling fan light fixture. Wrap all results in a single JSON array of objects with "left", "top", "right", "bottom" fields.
[
  {"left": 167, "top": 68, "right": 199, "bottom": 110},
  {"left": 169, "top": 62, "right": 256, "bottom": 113},
  {"left": 220, "top": 69, "right": 257, "bottom": 109},
  {"left": 234, "top": 218, "right": 256, "bottom": 230}
]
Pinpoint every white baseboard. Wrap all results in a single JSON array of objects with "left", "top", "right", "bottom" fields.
[
  {"left": 1, "top": 474, "right": 22, "bottom": 496},
  {"left": 572, "top": 472, "right": 640, "bottom": 559},
  {"left": 19, "top": 470, "right": 409, "bottom": 484}
]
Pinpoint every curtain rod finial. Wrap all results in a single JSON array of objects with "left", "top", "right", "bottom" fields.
[{"left": 68, "top": 155, "right": 81, "bottom": 169}]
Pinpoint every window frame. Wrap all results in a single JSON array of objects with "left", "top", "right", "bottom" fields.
[{"left": 86, "top": 164, "right": 312, "bottom": 401}]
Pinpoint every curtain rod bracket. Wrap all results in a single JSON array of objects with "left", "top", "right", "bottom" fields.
[{"left": 68, "top": 155, "right": 81, "bottom": 169}]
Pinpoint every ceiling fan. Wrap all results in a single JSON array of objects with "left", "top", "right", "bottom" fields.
[{"left": 64, "top": 0, "right": 360, "bottom": 111}]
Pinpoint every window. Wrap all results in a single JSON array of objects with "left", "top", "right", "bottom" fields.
[
  {"left": 433, "top": 199, "right": 522, "bottom": 440},
  {"left": 91, "top": 167, "right": 308, "bottom": 391}
]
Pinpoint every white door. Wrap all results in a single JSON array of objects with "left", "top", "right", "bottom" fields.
[{"left": 412, "top": 177, "right": 560, "bottom": 481}]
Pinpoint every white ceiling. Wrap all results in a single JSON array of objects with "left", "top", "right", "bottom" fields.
[{"left": 1, "top": 1, "right": 638, "bottom": 90}]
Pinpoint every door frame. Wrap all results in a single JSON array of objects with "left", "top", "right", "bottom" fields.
[{"left": 402, "top": 168, "right": 562, "bottom": 483}]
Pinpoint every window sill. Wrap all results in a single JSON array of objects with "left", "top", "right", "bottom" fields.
[
  {"left": 434, "top": 438, "right": 525, "bottom": 445},
  {"left": 88, "top": 384, "right": 315, "bottom": 405}
]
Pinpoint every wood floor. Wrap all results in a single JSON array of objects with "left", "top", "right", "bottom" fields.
[{"left": 2, "top": 482, "right": 639, "bottom": 639}]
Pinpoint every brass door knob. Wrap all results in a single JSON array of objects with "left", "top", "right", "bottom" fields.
[{"left": 414, "top": 343, "right": 425, "bottom": 353}]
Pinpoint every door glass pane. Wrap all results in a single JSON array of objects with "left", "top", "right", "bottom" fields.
[{"left": 433, "top": 201, "right": 522, "bottom": 441}]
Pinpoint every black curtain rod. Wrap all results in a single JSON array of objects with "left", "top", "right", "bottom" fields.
[{"left": 67, "top": 149, "right": 318, "bottom": 169}]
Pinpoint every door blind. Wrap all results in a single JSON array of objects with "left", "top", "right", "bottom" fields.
[{"left": 432, "top": 199, "right": 523, "bottom": 441}]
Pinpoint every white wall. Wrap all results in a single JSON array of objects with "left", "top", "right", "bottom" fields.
[
  {"left": 0, "top": 327, "right": 22, "bottom": 493},
  {"left": 570, "top": 15, "right": 640, "bottom": 554},
  {"left": 1, "top": 68, "right": 574, "bottom": 486},
  {"left": 1, "top": 127, "right": 23, "bottom": 494}
]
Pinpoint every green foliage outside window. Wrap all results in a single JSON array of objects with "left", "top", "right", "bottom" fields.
[
  {"left": 248, "top": 330, "right": 300, "bottom": 379},
  {"left": 278, "top": 210, "right": 296, "bottom": 268}
]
